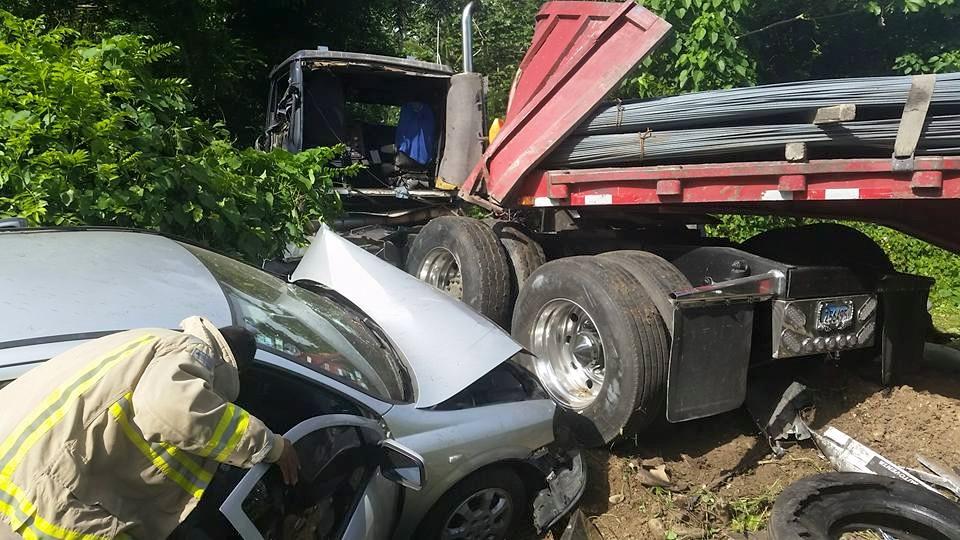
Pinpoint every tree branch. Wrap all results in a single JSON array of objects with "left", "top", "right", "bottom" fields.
[{"left": 738, "top": 9, "right": 862, "bottom": 39}]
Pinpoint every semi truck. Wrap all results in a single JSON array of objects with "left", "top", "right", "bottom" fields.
[{"left": 262, "top": 1, "right": 953, "bottom": 445}]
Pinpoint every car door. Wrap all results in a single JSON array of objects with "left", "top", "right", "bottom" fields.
[{"left": 219, "top": 415, "right": 421, "bottom": 540}]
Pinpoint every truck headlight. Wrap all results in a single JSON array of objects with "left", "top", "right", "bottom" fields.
[
  {"left": 858, "top": 297, "right": 878, "bottom": 322},
  {"left": 857, "top": 320, "right": 876, "bottom": 345}
]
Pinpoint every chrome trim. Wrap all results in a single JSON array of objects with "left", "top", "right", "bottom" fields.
[
  {"left": 462, "top": 2, "right": 479, "bottom": 73},
  {"left": 671, "top": 270, "right": 786, "bottom": 306}
]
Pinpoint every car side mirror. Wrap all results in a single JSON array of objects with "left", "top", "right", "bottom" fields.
[{"left": 379, "top": 439, "right": 425, "bottom": 491}]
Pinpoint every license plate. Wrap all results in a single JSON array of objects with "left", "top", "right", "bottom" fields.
[{"left": 817, "top": 300, "right": 855, "bottom": 332}]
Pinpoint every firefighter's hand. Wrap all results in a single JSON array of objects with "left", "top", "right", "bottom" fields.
[{"left": 277, "top": 437, "right": 300, "bottom": 485}]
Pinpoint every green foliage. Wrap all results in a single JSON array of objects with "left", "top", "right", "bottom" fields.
[
  {"left": 0, "top": 11, "right": 349, "bottom": 263},
  {"left": 6, "top": 0, "right": 403, "bottom": 144},
  {"left": 400, "top": 0, "right": 542, "bottom": 118},
  {"left": 631, "top": 0, "right": 757, "bottom": 97}
]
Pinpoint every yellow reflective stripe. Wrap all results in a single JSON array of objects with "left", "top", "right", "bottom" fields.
[
  {"left": 0, "top": 335, "right": 157, "bottom": 477},
  {"left": 196, "top": 404, "right": 234, "bottom": 458},
  {"left": 0, "top": 478, "right": 110, "bottom": 540},
  {"left": 214, "top": 408, "right": 249, "bottom": 463},
  {"left": 156, "top": 443, "right": 212, "bottom": 485},
  {"left": 108, "top": 399, "right": 205, "bottom": 499}
]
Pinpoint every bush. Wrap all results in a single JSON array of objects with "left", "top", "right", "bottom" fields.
[{"left": 0, "top": 11, "right": 350, "bottom": 263}]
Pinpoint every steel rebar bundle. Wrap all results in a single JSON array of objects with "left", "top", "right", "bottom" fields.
[
  {"left": 577, "top": 73, "right": 960, "bottom": 135},
  {"left": 548, "top": 114, "right": 960, "bottom": 169}
]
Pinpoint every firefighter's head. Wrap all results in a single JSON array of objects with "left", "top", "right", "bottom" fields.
[{"left": 219, "top": 326, "right": 257, "bottom": 375}]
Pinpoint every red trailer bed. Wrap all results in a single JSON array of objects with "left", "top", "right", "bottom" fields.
[{"left": 460, "top": 1, "right": 960, "bottom": 254}]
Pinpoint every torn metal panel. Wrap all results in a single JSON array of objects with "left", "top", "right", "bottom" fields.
[
  {"left": 808, "top": 424, "right": 939, "bottom": 494},
  {"left": 291, "top": 226, "right": 522, "bottom": 408}
]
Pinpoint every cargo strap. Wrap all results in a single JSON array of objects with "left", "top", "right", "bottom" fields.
[{"left": 893, "top": 74, "right": 937, "bottom": 171}]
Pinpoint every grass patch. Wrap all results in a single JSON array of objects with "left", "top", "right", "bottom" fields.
[{"left": 727, "top": 483, "right": 780, "bottom": 533}]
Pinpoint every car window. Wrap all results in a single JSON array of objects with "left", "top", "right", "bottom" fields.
[
  {"left": 182, "top": 244, "right": 408, "bottom": 402},
  {"left": 241, "top": 426, "right": 375, "bottom": 540}
]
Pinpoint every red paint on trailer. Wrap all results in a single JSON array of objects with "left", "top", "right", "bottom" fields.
[{"left": 457, "top": 2, "right": 960, "bottom": 253}]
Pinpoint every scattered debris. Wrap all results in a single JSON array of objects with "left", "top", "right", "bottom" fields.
[
  {"left": 807, "top": 424, "right": 938, "bottom": 493},
  {"left": 540, "top": 363, "right": 960, "bottom": 539},
  {"left": 627, "top": 460, "right": 673, "bottom": 488}
]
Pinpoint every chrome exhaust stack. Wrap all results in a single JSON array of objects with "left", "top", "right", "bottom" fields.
[{"left": 461, "top": 1, "right": 479, "bottom": 73}]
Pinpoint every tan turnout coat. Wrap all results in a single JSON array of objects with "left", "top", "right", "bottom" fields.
[{"left": 0, "top": 317, "right": 284, "bottom": 539}]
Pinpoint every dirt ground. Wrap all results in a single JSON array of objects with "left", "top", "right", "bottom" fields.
[{"left": 540, "top": 351, "right": 960, "bottom": 540}]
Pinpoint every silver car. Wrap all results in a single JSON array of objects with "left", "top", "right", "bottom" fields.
[{"left": 0, "top": 226, "right": 584, "bottom": 540}]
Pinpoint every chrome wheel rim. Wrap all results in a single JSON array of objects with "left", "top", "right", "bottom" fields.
[
  {"left": 440, "top": 487, "right": 513, "bottom": 540},
  {"left": 417, "top": 247, "right": 463, "bottom": 300},
  {"left": 529, "top": 299, "right": 605, "bottom": 410}
]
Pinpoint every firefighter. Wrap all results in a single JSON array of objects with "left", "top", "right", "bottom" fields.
[{"left": 0, "top": 316, "right": 300, "bottom": 539}]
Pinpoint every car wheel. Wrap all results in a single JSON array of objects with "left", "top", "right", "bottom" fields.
[
  {"left": 417, "top": 467, "right": 527, "bottom": 540},
  {"left": 406, "top": 216, "right": 511, "bottom": 326},
  {"left": 770, "top": 472, "right": 960, "bottom": 540},
  {"left": 512, "top": 256, "right": 669, "bottom": 446}
]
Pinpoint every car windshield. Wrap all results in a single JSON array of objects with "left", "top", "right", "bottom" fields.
[{"left": 182, "top": 243, "right": 410, "bottom": 403}]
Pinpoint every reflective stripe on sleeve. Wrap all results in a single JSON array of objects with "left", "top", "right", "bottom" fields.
[
  {"left": 196, "top": 404, "right": 251, "bottom": 463},
  {"left": 108, "top": 394, "right": 208, "bottom": 499}
]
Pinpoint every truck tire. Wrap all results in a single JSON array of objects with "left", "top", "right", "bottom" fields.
[
  {"left": 512, "top": 256, "right": 669, "bottom": 446},
  {"left": 407, "top": 216, "right": 511, "bottom": 326},
  {"left": 488, "top": 221, "right": 546, "bottom": 315},
  {"left": 770, "top": 472, "right": 960, "bottom": 540},
  {"left": 742, "top": 223, "right": 894, "bottom": 272},
  {"left": 599, "top": 250, "right": 692, "bottom": 334}
]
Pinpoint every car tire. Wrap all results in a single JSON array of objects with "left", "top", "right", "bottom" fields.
[
  {"left": 416, "top": 467, "right": 527, "bottom": 540},
  {"left": 406, "top": 216, "right": 511, "bottom": 326},
  {"left": 770, "top": 472, "right": 960, "bottom": 540},
  {"left": 488, "top": 221, "right": 546, "bottom": 316},
  {"left": 512, "top": 256, "right": 669, "bottom": 446}
]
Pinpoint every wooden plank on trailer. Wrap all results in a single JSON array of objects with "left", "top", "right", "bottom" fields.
[{"left": 812, "top": 104, "right": 857, "bottom": 124}]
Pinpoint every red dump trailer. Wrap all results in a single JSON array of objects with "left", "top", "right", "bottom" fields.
[{"left": 264, "top": 1, "right": 954, "bottom": 445}]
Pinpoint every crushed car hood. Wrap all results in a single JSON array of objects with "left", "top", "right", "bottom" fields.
[{"left": 291, "top": 226, "right": 522, "bottom": 408}]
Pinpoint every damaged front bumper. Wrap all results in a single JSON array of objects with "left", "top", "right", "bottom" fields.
[{"left": 530, "top": 448, "right": 587, "bottom": 532}]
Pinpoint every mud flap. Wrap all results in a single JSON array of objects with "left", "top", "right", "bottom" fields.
[
  {"left": 878, "top": 273, "right": 934, "bottom": 384},
  {"left": 666, "top": 303, "right": 754, "bottom": 422}
]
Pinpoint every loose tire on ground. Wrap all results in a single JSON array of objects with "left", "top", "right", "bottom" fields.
[
  {"left": 406, "top": 216, "right": 511, "bottom": 326},
  {"left": 416, "top": 467, "right": 527, "bottom": 540},
  {"left": 488, "top": 221, "right": 546, "bottom": 316},
  {"left": 770, "top": 472, "right": 960, "bottom": 540},
  {"left": 512, "top": 256, "right": 669, "bottom": 446}
]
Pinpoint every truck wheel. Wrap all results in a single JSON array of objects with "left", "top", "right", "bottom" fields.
[
  {"left": 407, "top": 216, "right": 511, "bottom": 326},
  {"left": 770, "top": 472, "right": 960, "bottom": 540},
  {"left": 599, "top": 250, "right": 692, "bottom": 333},
  {"left": 488, "top": 221, "right": 546, "bottom": 315},
  {"left": 512, "top": 256, "right": 669, "bottom": 446}
]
